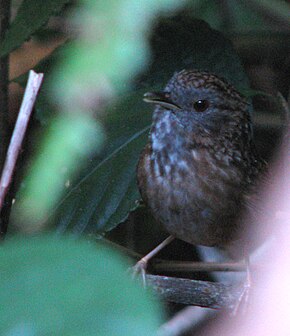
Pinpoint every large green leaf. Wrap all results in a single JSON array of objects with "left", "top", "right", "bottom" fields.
[
  {"left": 0, "top": 0, "right": 70, "bottom": 57},
  {"left": 54, "top": 126, "right": 150, "bottom": 235},
  {"left": 0, "top": 236, "right": 163, "bottom": 335}
]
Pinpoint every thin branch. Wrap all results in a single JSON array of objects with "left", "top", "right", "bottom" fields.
[
  {"left": 138, "top": 235, "right": 175, "bottom": 264},
  {"left": 146, "top": 274, "right": 243, "bottom": 309},
  {"left": 0, "top": 70, "right": 43, "bottom": 214},
  {"left": 153, "top": 260, "right": 247, "bottom": 273}
]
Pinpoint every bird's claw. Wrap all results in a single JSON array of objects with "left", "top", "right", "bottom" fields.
[
  {"left": 131, "top": 258, "right": 148, "bottom": 287},
  {"left": 231, "top": 279, "right": 251, "bottom": 316}
]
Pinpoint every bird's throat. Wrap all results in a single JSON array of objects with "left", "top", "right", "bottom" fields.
[{"left": 150, "top": 110, "right": 186, "bottom": 154}]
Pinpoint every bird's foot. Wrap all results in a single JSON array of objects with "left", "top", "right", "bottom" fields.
[
  {"left": 232, "top": 279, "right": 251, "bottom": 316},
  {"left": 131, "top": 257, "right": 148, "bottom": 287},
  {"left": 130, "top": 236, "right": 175, "bottom": 287},
  {"left": 232, "top": 258, "right": 251, "bottom": 315}
]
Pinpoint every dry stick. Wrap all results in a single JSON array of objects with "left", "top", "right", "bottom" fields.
[
  {"left": 153, "top": 260, "right": 247, "bottom": 273},
  {"left": 146, "top": 274, "right": 243, "bottom": 309},
  {"left": 136, "top": 235, "right": 175, "bottom": 265},
  {"left": 0, "top": 70, "right": 44, "bottom": 211}
]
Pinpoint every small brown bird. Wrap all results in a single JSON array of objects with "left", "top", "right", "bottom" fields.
[{"left": 137, "top": 69, "right": 263, "bottom": 264}]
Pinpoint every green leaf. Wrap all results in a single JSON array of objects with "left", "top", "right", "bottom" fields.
[
  {"left": 0, "top": 0, "right": 70, "bottom": 57},
  {"left": 44, "top": 81, "right": 153, "bottom": 236},
  {"left": 53, "top": 125, "right": 150, "bottom": 236},
  {"left": 0, "top": 236, "right": 163, "bottom": 335}
]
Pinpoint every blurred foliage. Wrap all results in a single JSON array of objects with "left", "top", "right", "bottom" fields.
[
  {"left": 51, "top": 1, "right": 186, "bottom": 110},
  {"left": 11, "top": 0, "right": 186, "bottom": 231},
  {"left": 12, "top": 115, "right": 103, "bottom": 232},
  {"left": 0, "top": 236, "right": 163, "bottom": 335}
]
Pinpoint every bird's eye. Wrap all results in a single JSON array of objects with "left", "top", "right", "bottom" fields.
[{"left": 193, "top": 100, "right": 209, "bottom": 112}]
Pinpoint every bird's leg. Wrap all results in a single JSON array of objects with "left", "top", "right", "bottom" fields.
[
  {"left": 232, "top": 255, "right": 251, "bottom": 315},
  {"left": 132, "top": 235, "right": 175, "bottom": 285}
]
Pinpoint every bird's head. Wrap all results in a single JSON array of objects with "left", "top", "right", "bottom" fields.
[{"left": 143, "top": 69, "right": 250, "bottom": 136}]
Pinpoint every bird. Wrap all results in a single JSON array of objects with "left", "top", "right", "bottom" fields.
[{"left": 136, "top": 69, "right": 264, "bottom": 273}]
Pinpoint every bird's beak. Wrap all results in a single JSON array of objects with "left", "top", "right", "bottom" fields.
[{"left": 143, "top": 91, "right": 181, "bottom": 110}]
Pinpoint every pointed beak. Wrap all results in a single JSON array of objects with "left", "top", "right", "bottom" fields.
[{"left": 143, "top": 91, "right": 181, "bottom": 110}]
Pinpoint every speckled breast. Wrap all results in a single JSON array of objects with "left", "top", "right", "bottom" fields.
[{"left": 137, "top": 141, "right": 244, "bottom": 247}]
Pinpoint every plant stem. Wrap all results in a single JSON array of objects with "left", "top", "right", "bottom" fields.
[
  {"left": 0, "top": 70, "right": 43, "bottom": 236},
  {"left": 146, "top": 274, "right": 243, "bottom": 309}
]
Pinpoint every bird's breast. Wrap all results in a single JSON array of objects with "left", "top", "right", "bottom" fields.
[{"left": 137, "top": 140, "right": 245, "bottom": 246}]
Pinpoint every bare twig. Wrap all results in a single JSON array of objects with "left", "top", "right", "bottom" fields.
[
  {"left": 146, "top": 274, "right": 243, "bottom": 309},
  {"left": 135, "top": 235, "right": 175, "bottom": 265},
  {"left": 0, "top": 70, "right": 44, "bottom": 213},
  {"left": 153, "top": 260, "right": 247, "bottom": 273}
]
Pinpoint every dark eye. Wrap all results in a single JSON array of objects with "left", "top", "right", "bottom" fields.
[{"left": 193, "top": 99, "right": 209, "bottom": 112}]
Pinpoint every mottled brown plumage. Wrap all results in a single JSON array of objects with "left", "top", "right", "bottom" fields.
[{"left": 137, "top": 69, "right": 263, "bottom": 248}]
